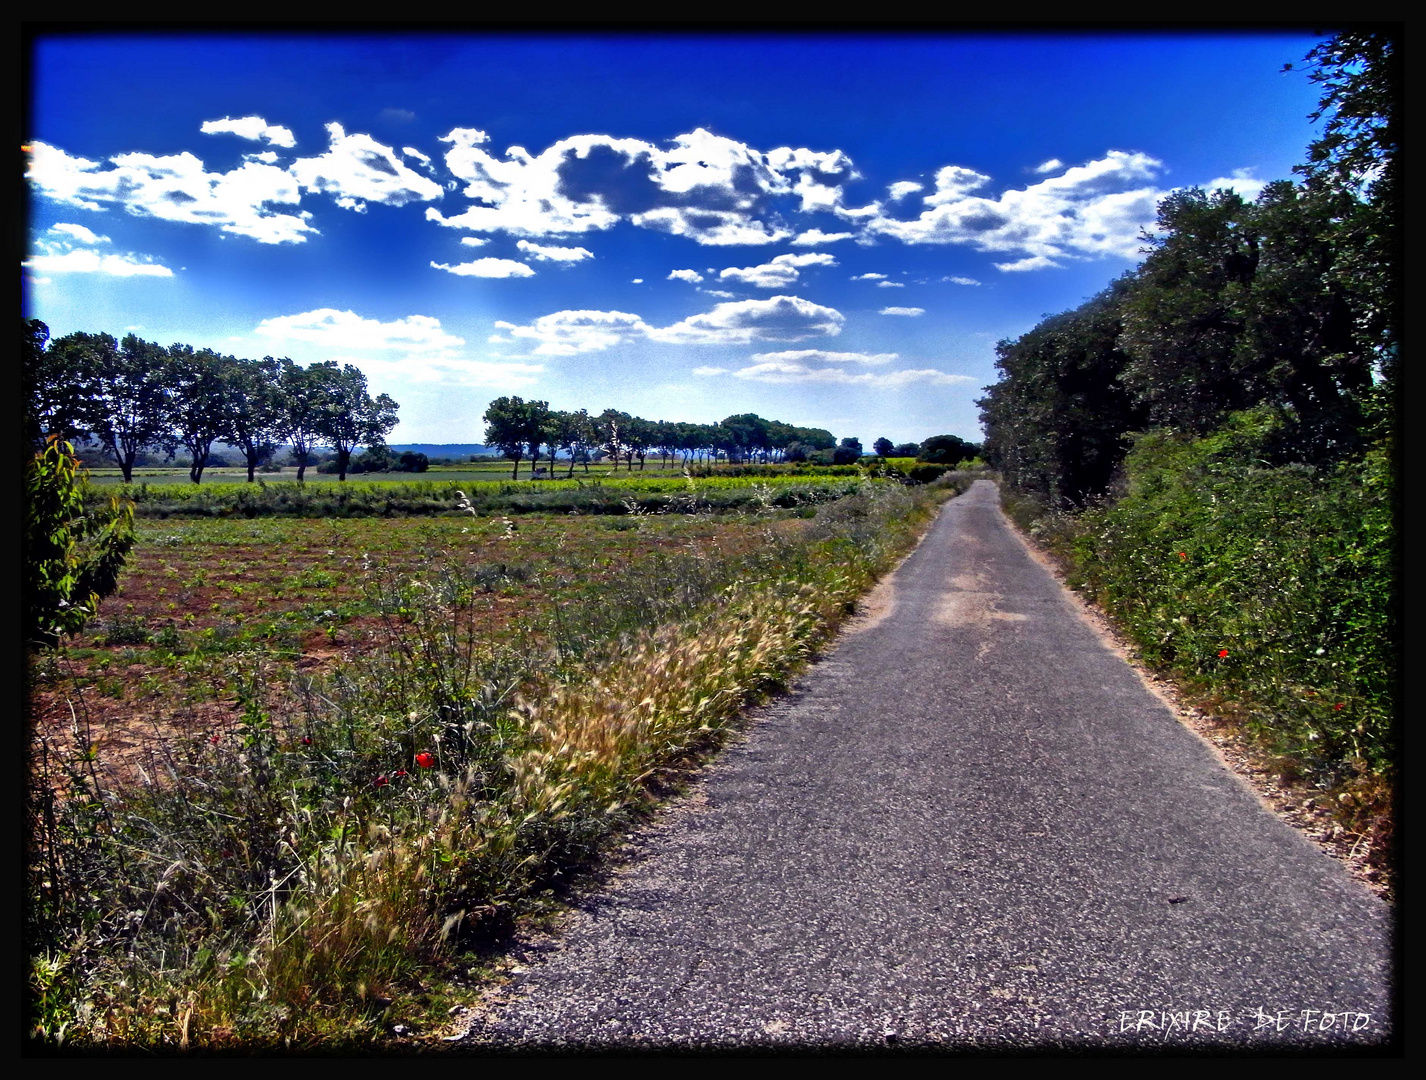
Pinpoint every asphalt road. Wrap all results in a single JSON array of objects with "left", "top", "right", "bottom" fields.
[{"left": 462, "top": 481, "right": 1394, "bottom": 1052}]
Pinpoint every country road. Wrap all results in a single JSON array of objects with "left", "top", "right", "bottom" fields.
[{"left": 458, "top": 480, "right": 1393, "bottom": 1051}]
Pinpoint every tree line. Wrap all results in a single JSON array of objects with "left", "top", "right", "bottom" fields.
[
  {"left": 482, "top": 398, "right": 853, "bottom": 480},
  {"left": 22, "top": 325, "right": 400, "bottom": 483},
  {"left": 977, "top": 31, "right": 1397, "bottom": 506}
]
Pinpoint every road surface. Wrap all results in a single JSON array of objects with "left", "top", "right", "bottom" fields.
[{"left": 460, "top": 480, "right": 1394, "bottom": 1051}]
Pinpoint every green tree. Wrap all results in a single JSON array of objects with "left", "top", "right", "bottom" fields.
[
  {"left": 22, "top": 319, "right": 90, "bottom": 450},
  {"left": 167, "top": 344, "right": 235, "bottom": 484},
  {"left": 23, "top": 438, "right": 136, "bottom": 650},
  {"left": 275, "top": 358, "right": 324, "bottom": 481},
  {"left": 223, "top": 356, "right": 284, "bottom": 482},
  {"left": 484, "top": 396, "right": 534, "bottom": 479},
  {"left": 311, "top": 363, "right": 400, "bottom": 481},
  {"left": 872, "top": 437, "right": 895, "bottom": 458},
  {"left": 48, "top": 332, "right": 172, "bottom": 483},
  {"left": 833, "top": 437, "right": 863, "bottom": 465}
]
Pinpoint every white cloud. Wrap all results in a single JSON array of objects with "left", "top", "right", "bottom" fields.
[
  {"left": 494, "top": 309, "right": 652, "bottom": 355},
  {"left": 851, "top": 272, "right": 887, "bottom": 281},
  {"left": 516, "top": 239, "right": 594, "bottom": 263},
  {"left": 1202, "top": 168, "right": 1267, "bottom": 202},
  {"left": 460, "top": 236, "right": 488, "bottom": 247},
  {"left": 27, "top": 140, "right": 318, "bottom": 244},
  {"left": 291, "top": 122, "right": 444, "bottom": 209},
  {"left": 751, "top": 349, "right": 897, "bottom": 366},
  {"left": 718, "top": 251, "right": 837, "bottom": 289},
  {"left": 200, "top": 115, "right": 296, "bottom": 148},
  {"left": 668, "top": 268, "right": 704, "bottom": 283},
  {"left": 651, "top": 295, "right": 844, "bottom": 344},
  {"left": 791, "top": 228, "right": 854, "bottom": 246},
  {"left": 23, "top": 249, "right": 173, "bottom": 277},
  {"left": 888, "top": 181, "right": 924, "bottom": 199},
  {"left": 698, "top": 288, "right": 738, "bottom": 299},
  {"left": 245, "top": 151, "right": 281, "bottom": 165},
  {"left": 945, "top": 275, "right": 981, "bottom": 285},
  {"left": 729, "top": 359, "right": 971, "bottom": 388},
  {"left": 1034, "top": 158, "right": 1065, "bottom": 174},
  {"left": 350, "top": 353, "right": 545, "bottom": 390},
  {"left": 494, "top": 294, "right": 844, "bottom": 354},
  {"left": 631, "top": 278, "right": 643, "bottom": 283},
  {"left": 49, "top": 222, "right": 108, "bottom": 245},
  {"left": 254, "top": 309, "right": 465, "bottom": 350},
  {"left": 879, "top": 306, "right": 925, "bottom": 316},
  {"left": 430, "top": 258, "right": 536, "bottom": 278},
  {"left": 861, "top": 150, "right": 1167, "bottom": 268},
  {"left": 431, "top": 125, "right": 857, "bottom": 246},
  {"left": 402, "top": 146, "right": 434, "bottom": 172},
  {"left": 994, "top": 255, "right": 1059, "bottom": 272},
  {"left": 876, "top": 280, "right": 905, "bottom": 288}
]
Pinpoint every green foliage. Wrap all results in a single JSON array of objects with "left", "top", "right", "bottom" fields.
[
  {"left": 24, "top": 439, "right": 137, "bottom": 650},
  {"left": 1066, "top": 409, "right": 1394, "bottom": 781}
]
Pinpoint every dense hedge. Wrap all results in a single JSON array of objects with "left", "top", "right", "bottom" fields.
[{"left": 1059, "top": 409, "right": 1395, "bottom": 783}]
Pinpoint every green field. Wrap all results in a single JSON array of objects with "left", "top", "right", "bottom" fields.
[{"left": 27, "top": 469, "right": 978, "bottom": 1050}]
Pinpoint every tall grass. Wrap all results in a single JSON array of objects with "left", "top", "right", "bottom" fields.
[{"left": 27, "top": 480, "right": 949, "bottom": 1049}]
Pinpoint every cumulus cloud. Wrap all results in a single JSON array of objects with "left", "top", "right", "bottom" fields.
[
  {"left": 1201, "top": 168, "right": 1267, "bottom": 202},
  {"left": 631, "top": 278, "right": 643, "bottom": 283},
  {"left": 26, "top": 140, "right": 318, "bottom": 244},
  {"left": 879, "top": 306, "right": 925, "bottom": 316},
  {"left": 876, "top": 280, "right": 905, "bottom": 288},
  {"left": 254, "top": 309, "right": 465, "bottom": 350},
  {"left": 698, "top": 287, "right": 738, "bottom": 299},
  {"left": 718, "top": 251, "right": 837, "bottom": 289},
  {"left": 862, "top": 151, "right": 1167, "bottom": 268},
  {"left": 291, "top": 122, "right": 444, "bottom": 210},
  {"left": 651, "top": 295, "right": 844, "bottom": 344},
  {"left": 246, "top": 151, "right": 280, "bottom": 165},
  {"left": 352, "top": 353, "right": 545, "bottom": 390},
  {"left": 888, "top": 181, "right": 924, "bottom": 199},
  {"left": 50, "top": 222, "right": 108, "bottom": 244},
  {"left": 402, "top": 146, "right": 435, "bottom": 171},
  {"left": 945, "top": 275, "right": 981, "bottom": 285},
  {"left": 516, "top": 239, "right": 594, "bottom": 263},
  {"left": 493, "top": 309, "right": 652, "bottom": 355},
  {"left": 24, "top": 248, "right": 173, "bottom": 277},
  {"left": 728, "top": 358, "right": 971, "bottom": 387},
  {"left": 851, "top": 272, "right": 887, "bottom": 281},
  {"left": 200, "top": 115, "right": 296, "bottom": 148},
  {"left": 1033, "top": 158, "right": 1064, "bottom": 174},
  {"left": 791, "top": 228, "right": 855, "bottom": 246},
  {"left": 668, "top": 268, "right": 704, "bottom": 283},
  {"left": 429, "top": 125, "right": 858, "bottom": 246},
  {"left": 494, "top": 294, "right": 844, "bottom": 355},
  {"left": 750, "top": 349, "right": 896, "bottom": 366},
  {"left": 430, "top": 258, "right": 536, "bottom": 278},
  {"left": 459, "top": 236, "right": 488, "bottom": 247}
]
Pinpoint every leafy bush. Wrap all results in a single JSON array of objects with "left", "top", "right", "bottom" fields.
[
  {"left": 1068, "top": 409, "right": 1395, "bottom": 783},
  {"left": 24, "top": 439, "right": 136, "bottom": 650}
]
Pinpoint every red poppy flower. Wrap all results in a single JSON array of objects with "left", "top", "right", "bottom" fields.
[
  {"left": 1218, "top": 649, "right": 1229, "bottom": 658},
  {"left": 394, "top": 769, "right": 408, "bottom": 778},
  {"left": 374, "top": 774, "right": 389, "bottom": 788},
  {"left": 415, "top": 752, "right": 435, "bottom": 769},
  {"left": 1334, "top": 703, "right": 1345, "bottom": 711},
  {"left": 1178, "top": 552, "right": 1187, "bottom": 560},
  {"left": 210, "top": 733, "right": 221, "bottom": 745},
  {"left": 301, "top": 736, "right": 312, "bottom": 745}
]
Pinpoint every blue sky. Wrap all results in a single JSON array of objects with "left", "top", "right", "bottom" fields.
[{"left": 24, "top": 30, "right": 1329, "bottom": 447}]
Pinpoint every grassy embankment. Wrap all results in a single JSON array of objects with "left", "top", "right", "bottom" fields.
[
  {"left": 999, "top": 413, "right": 1395, "bottom": 875},
  {"left": 26, "top": 470, "right": 980, "bottom": 1050}
]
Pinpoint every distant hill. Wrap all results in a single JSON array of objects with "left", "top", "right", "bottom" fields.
[{"left": 387, "top": 443, "right": 494, "bottom": 459}]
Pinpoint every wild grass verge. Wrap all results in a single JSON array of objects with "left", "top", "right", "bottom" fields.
[
  {"left": 26, "top": 479, "right": 952, "bottom": 1050},
  {"left": 999, "top": 414, "right": 1395, "bottom": 879}
]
